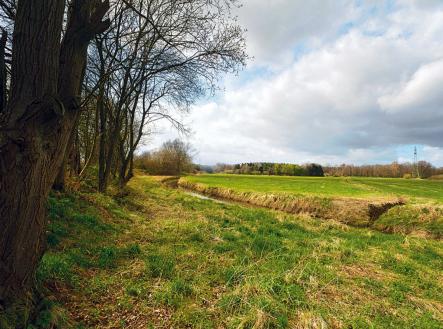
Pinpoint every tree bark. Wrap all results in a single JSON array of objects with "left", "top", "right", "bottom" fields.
[
  {"left": 53, "top": 127, "right": 81, "bottom": 191},
  {"left": 0, "top": 0, "right": 109, "bottom": 306},
  {"left": 0, "top": 29, "right": 7, "bottom": 113},
  {"left": 53, "top": 159, "right": 67, "bottom": 191},
  {"left": 0, "top": 0, "right": 66, "bottom": 305}
]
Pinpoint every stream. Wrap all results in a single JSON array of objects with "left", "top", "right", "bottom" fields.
[{"left": 182, "top": 190, "right": 230, "bottom": 204}]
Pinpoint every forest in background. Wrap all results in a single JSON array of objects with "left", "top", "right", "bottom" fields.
[{"left": 208, "top": 161, "right": 443, "bottom": 178}]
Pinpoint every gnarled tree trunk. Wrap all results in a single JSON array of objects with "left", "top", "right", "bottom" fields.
[
  {"left": 0, "top": 0, "right": 109, "bottom": 307},
  {"left": 0, "top": 0, "right": 66, "bottom": 305}
]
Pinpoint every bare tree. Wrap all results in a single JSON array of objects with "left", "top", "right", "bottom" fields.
[
  {"left": 81, "top": 0, "right": 247, "bottom": 191},
  {"left": 135, "top": 139, "right": 194, "bottom": 176}
]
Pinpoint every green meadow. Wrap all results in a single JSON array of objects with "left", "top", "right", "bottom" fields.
[
  {"left": 184, "top": 174, "right": 443, "bottom": 203},
  {"left": 28, "top": 175, "right": 443, "bottom": 328}
]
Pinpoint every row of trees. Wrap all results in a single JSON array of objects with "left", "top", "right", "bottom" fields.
[
  {"left": 60, "top": 0, "right": 247, "bottom": 192},
  {"left": 323, "top": 161, "right": 443, "bottom": 179},
  {"left": 212, "top": 161, "right": 443, "bottom": 179},
  {"left": 214, "top": 162, "right": 325, "bottom": 177},
  {"left": 135, "top": 139, "right": 194, "bottom": 176},
  {"left": 0, "top": 0, "right": 247, "bottom": 313}
]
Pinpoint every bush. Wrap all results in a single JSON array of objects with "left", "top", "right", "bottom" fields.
[{"left": 134, "top": 139, "right": 194, "bottom": 175}]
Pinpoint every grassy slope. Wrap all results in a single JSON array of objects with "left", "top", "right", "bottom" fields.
[
  {"left": 36, "top": 175, "right": 443, "bottom": 329},
  {"left": 184, "top": 174, "right": 443, "bottom": 203}
]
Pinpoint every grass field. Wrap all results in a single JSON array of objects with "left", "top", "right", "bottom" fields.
[
  {"left": 28, "top": 175, "right": 443, "bottom": 328},
  {"left": 183, "top": 174, "right": 443, "bottom": 203},
  {"left": 179, "top": 175, "right": 443, "bottom": 238}
]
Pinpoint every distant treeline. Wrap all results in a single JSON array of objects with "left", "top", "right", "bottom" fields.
[
  {"left": 207, "top": 161, "right": 443, "bottom": 179},
  {"left": 323, "top": 161, "right": 443, "bottom": 178},
  {"left": 213, "top": 163, "right": 325, "bottom": 176}
]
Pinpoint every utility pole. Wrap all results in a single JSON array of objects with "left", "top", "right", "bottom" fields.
[{"left": 413, "top": 146, "right": 420, "bottom": 178}]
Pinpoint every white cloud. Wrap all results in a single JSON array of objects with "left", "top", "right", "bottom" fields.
[
  {"left": 236, "top": 0, "right": 357, "bottom": 67},
  {"left": 149, "top": 0, "right": 443, "bottom": 166},
  {"left": 379, "top": 59, "right": 443, "bottom": 113},
  {"left": 422, "top": 146, "right": 443, "bottom": 164}
]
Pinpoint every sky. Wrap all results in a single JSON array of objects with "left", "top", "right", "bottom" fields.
[{"left": 148, "top": 0, "right": 443, "bottom": 166}]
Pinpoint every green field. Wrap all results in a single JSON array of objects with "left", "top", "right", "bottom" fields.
[
  {"left": 184, "top": 174, "right": 443, "bottom": 203},
  {"left": 28, "top": 175, "right": 443, "bottom": 328},
  {"left": 180, "top": 175, "right": 443, "bottom": 238}
]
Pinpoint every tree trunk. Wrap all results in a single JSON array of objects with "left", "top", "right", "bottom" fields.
[
  {"left": 53, "top": 131, "right": 81, "bottom": 191},
  {"left": 0, "top": 29, "right": 7, "bottom": 113},
  {"left": 101, "top": 113, "right": 121, "bottom": 191},
  {"left": 0, "top": 0, "right": 66, "bottom": 305},
  {"left": 71, "top": 130, "right": 81, "bottom": 175},
  {"left": 80, "top": 105, "right": 100, "bottom": 178},
  {"left": 97, "top": 82, "right": 107, "bottom": 192},
  {"left": 53, "top": 159, "right": 67, "bottom": 191},
  {"left": 0, "top": 0, "right": 109, "bottom": 307}
]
